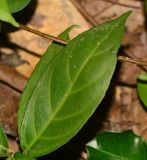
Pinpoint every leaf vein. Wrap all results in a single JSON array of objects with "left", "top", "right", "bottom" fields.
[{"left": 25, "top": 21, "right": 122, "bottom": 151}]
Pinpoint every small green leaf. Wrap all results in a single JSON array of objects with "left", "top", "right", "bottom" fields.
[
  {"left": 8, "top": 152, "right": 35, "bottom": 160},
  {"left": 0, "top": 127, "right": 11, "bottom": 157},
  {"left": 7, "top": 0, "right": 31, "bottom": 13},
  {"left": 87, "top": 130, "right": 147, "bottom": 160},
  {"left": 19, "top": 12, "right": 131, "bottom": 157},
  {"left": 137, "top": 74, "right": 147, "bottom": 107},
  {"left": 0, "top": 0, "right": 19, "bottom": 27},
  {"left": 0, "top": 127, "right": 8, "bottom": 148}
]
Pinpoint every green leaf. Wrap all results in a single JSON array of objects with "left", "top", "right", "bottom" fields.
[
  {"left": 0, "top": 127, "right": 11, "bottom": 157},
  {"left": 145, "top": 0, "right": 147, "bottom": 14},
  {"left": 8, "top": 152, "right": 35, "bottom": 160},
  {"left": 0, "top": 0, "right": 19, "bottom": 27},
  {"left": 87, "top": 130, "right": 147, "bottom": 160},
  {"left": 18, "top": 25, "right": 77, "bottom": 135},
  {"left": 137, "top": 74, "right": 147, "bottom": 107},
  {"left": 18, "top": 25, "right": 77, "bottom": 153},
  {"left": 7, "top": 0, "right": 31, "bottom": 13},
  {"left": 19, "top": 12, "right": 131, "bottom": 157},
  {"left": 0, "top": 127, "right": 8, "bottom": 148}
]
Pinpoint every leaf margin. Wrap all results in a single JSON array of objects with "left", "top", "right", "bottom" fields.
[{"left": 19, "top": 11, "right": 131, "bottom": 157}]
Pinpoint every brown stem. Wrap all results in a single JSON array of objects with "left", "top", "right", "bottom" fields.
[
  {"left": 19, "top": 24, "right": 67, "bottom": 45},
  {"left": 70, "top": 0, "right": 98, "bottom": 25},
  {"left": 19, "top": 25, "right": 147, "bottom": 66},
  {"left": 123, "top": 51, "right": 147, "bottom": 72},
  {"left": 96, "top": 0, "right": 141, "bottom": 9},
  {"left": 92, "top": 3, "right": 114, "bottom": 18},
  {"left": 118, "top": 56, "right": 147, "bottom": 66}
]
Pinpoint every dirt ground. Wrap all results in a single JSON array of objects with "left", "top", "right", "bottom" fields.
[{"left": 0, "top": 0, "right": 147, "bottom": 159}]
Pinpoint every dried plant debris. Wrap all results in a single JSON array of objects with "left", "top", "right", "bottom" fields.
[{"left": 0, "top": 82, "right": 19, "bottom": 136}]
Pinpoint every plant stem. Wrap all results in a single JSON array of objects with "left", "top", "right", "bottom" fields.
[
  {"left": 19, "top": 24, "right": 147, "bottom": 66},
  {"left": 118, "top": 56, "right": 147, "bottom": 66},
  {"left": 70, "top": 0, "right": 98, "bottom": 25},
  {"left": 97, "top": 0, "right": 141, "bottom": 9},
  {"left": 19, "top": 24, "right": 67, "bottom": 45}
]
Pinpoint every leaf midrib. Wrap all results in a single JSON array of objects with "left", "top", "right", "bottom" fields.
[{"left": 25, "top": 22, "right": 121, "bottom": 152}]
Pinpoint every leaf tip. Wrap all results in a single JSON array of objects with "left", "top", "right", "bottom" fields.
[{"left": 120, "top": 10, "right": 132, "bottom": 22}]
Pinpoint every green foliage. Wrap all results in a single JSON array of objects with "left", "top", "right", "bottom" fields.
[
  {"left": 87, "top": 130, "right": 147, "bottom": 160},
  {"left": 0, "top": 2, "right": 132, "bottom": 158},
  {"left": 18, "top": 25, "right": 77, "bottom": 134},
  {"left": 145, "top": 0, "right": 147, "bottom": 13},
  {"left": 7, "top": 0, "right": 31, "bottom": 13},
  {"left": 0, "top": 0, "right": 19, "bottom": 27},
  {"left": 0, "top": 127, "right": 8, "bottom": 147},
  {"left": 0, "top": 127, "right": 11, "bottom": 157},
  {"left": 18, "top": 12, "right": 130, "bottom": 157},
  {"left": 18, "top": 25, "right": 78, "bottom": 156},
  {"left": 137, "top": 74, "right": 147, "bottom": 107},
  {"left": 8, "top": 152, "right": 35, "bottom": 160},
  {"left": 0, "top": 0, "right": 31, "bottom": 27}
]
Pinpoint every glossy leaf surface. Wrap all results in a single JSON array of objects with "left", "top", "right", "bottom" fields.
[
  {"left": 0, "top": 0, "right": 19, "bottom": 27},
  {"left": 87, "top": 130, "right": 147, "bottom": 160},
  {"left": 0, "top": 127, "right": 11, "bottom": 157},
  {"left": 7, "top": 0, "right": 31, "bottom": 13},
  {"left": 19, "top": 12, "right": 131, "bottom": 157},
  {"left": 19, "top": 26, "right": 76, "bottom": 152},
  {"left": 137, "top": 74, "right": 147, "bottom": 107},
  {"left": 18, "top": 25, "right": 76, "bottom": 134}
]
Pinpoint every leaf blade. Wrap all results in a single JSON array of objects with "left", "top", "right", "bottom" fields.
[
  {"left": 0, "top": 0, "right": 19, "bottom": 27},
  {"left": 137, "top": 74, "right": 147, "bottom": 107},
  {"left": 87, "top": 130, "right": 147, "bottom": 160},
  {"left": 0, "top": 127, "right": 8, "bottom": 148},
  {"left": 7, "top": 0, "right": 31, "bottom": 13},
  {"left": 145, "top": 0, "right": 147, "bottom": 14},
  {"left": 0, "top": 127, "right": 12, "bottom": 157},
  {"left": 18, "top": 25, "right": 77, "bottom": 147},
  {"left": 19, "top": 12, "right": 131, "bottom": 157},
  {"left": 10, "top": 152, "right": 36, "bottom": 160}
]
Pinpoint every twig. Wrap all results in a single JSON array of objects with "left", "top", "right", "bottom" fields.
[
  {"left": 96, "top": 0, "right": 141, "bottom": 9},
  {"left": 20, "top": 20, "right": 147, "bottom": 66},
  {"left": 118, "top": 56, "right": 147, "bottom": 66},
  {"left": 70, "top": 0, "right": 98, "bottom": 25},
  {"left": 123, "top": 51, "right": 147, "bottom": 72},
  {"left": 19, "top": 25, "right": 147, "bottom": 67},
  {"left": 70, "top": 0, "right": 147, "bottom": 66},
  {"left": 71, "top": 0, "right": 141, "bottom": 26},
  {"left": 0, "top": 63, "right": 27, "bottom": 92},
  {"left": 19, "top": 24, "right": 68, "bottom": 45},
  {"left": 92, "top": 3, "right": 113, "bottom": 18}
]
